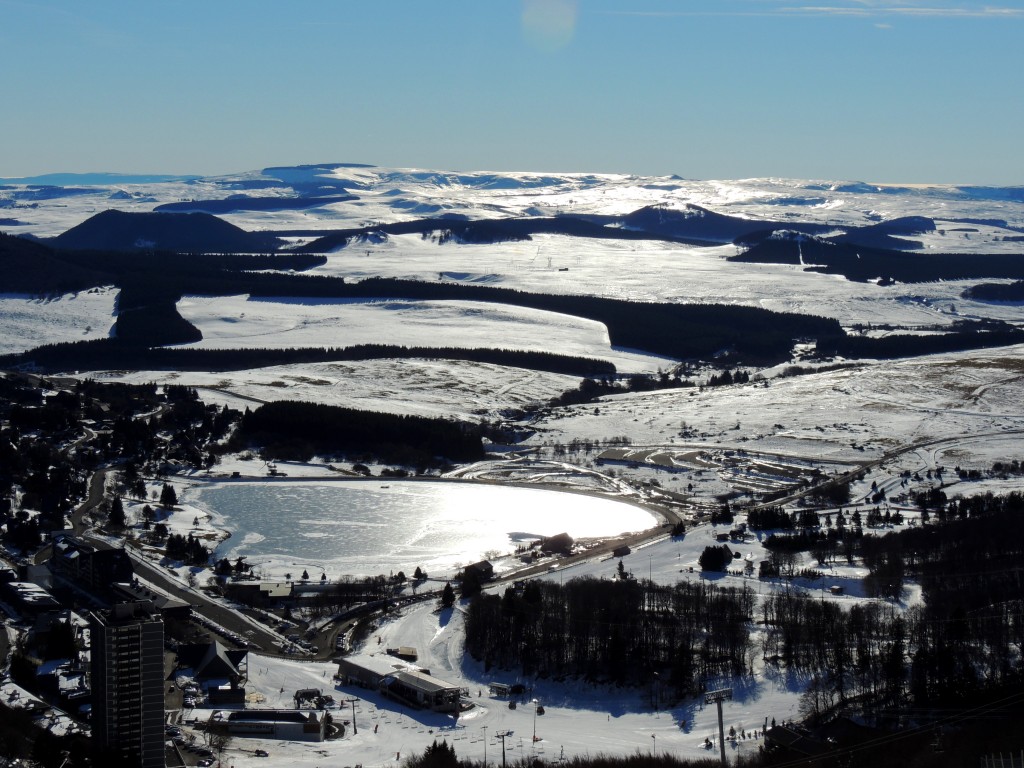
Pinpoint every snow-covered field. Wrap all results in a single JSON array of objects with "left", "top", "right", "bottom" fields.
[
  {"left": 0, "top": 287, "right": 116, "bottom": 356},
  {"left": 176, "top": 294, "right": 667, "bottom": 374}
]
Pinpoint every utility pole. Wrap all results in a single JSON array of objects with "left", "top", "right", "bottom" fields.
[
  {"left": 344, "top": 697, "right": 359, "bottom": 735},
  {"left": 495, "top": 730, "right": 510, "bottom": 768},
  {"left": 704, "top": 688, "right": 733, "bottom": 767},
  {"left": 482, "top": 726, "right": 487, "bottom": 768}
]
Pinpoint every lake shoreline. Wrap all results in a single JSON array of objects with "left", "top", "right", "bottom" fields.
[{"left": 178, "top": 468, "right": 664, "bottom": 581}]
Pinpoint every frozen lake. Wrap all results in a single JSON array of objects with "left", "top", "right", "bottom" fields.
[{"left": 185, "top": 479, "right": 658, "bottom": 578}]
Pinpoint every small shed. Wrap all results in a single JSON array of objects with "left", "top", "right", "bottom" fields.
[{"left": 386, "top": 646, "right": 418, "bottom": 661}]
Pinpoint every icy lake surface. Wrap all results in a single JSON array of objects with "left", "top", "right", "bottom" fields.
[{"left": 186, "top": 479, "right": 658, "bottom": 577}]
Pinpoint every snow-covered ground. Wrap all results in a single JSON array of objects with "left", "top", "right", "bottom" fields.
[
  {"left": 180, "top": 560, "right": 797, "bottom": 768},
  {"left": 4, "top": 165, "right": 1024, "bottom": 766},
  {"left": 175, "top": 294, "right": 667, "bottom": 374},
  {"left": 0, "top": 287, "right": 117, "bottom": 356}
]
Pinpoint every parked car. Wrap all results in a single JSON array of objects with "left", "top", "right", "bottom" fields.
[
  {"left": 198, "top": 759, "right": 214, "bottom": 767},
  {"left": 254, "top": 750, "right": 269, "bottom": 757}
]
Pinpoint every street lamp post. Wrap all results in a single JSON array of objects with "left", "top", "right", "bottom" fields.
[{"left": 482, "top": 726, "right": 487, "bottom": 768}]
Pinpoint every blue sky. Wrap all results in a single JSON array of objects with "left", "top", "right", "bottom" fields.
[{"left": 1, "top": 0, "right": 1021, "bottom": 183}]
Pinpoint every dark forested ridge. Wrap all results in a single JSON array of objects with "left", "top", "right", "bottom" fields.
[
  {"left": 50, "top": 210, "right": 284, "bottom": 252},
  {"left": 231, "top": 401, "right": 485, "bottom": 466},
  {"left": 0, "top": 339, "right": 615, "bottom": 377},
  {"left": 860, "top": 491, "right": 1024, "bottom": 704},
  {"left": 293, "top": 202, "right": 814, "bottom": 253},
  {"left": 55, "top": 247, "right": 328, "bottom": 277},
  {"left": 1, "top": 230, "right": 326, "bottom": 294},
  {"left": 292, "top": 205, "right": 953, "bottom": 254},
  {"left": 815, "top": 326, "right": 1024, "bottom": 359},
  {"left": 825, "top": 215, "right": 936, "bottom": 250},
  {"left": 0, "top": 232, "right": 110, "bottom": 293},
  {"left": 962, "top": 279, "right": 1024, "bottom": 302},
  {"left": 293, "top": 213, "right": 710, "bottom": 252},
  {"left": 113, "top": 302, "right": 204, "bottom": 346},
  {"left": 464, "top": 577, "right": 754, "bottom": 694},
  {"left": 731, "top": 236, "right": 1024, "bottom": 283}
]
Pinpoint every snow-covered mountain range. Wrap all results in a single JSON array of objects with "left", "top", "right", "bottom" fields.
[{"left": 3, "top": 162, "right": 1023, "bottom": 250}]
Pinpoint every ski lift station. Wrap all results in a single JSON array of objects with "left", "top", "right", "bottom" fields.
[{"left": 337, "top": 656, "right": 464, "bottom": 713}]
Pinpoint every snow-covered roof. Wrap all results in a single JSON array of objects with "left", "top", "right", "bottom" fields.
[{"left": 389, "top": 668, "right": 461, "bottom": 695}]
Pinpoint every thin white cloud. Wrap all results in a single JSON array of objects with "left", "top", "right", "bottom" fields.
[
  {"left": 599, "top": 2, "right": 1024, "bottom": 19},
  {"left": 780, "top": 5, "right": 1024, "bottom": 16}
]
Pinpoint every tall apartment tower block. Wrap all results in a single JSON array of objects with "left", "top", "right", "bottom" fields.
[{"left": 89, "top": 601, "right": 165, "bottom": 768}]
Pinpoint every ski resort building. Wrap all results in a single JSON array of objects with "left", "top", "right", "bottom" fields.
[
  {"left": 385, "top": 668, "right": 463, "bottom": 712},
  {"left": 225, "top": 710, "right": 327, "bottom": 741},
  {"left": 337, "top": 656, "right": 463, "bottom": 712}
]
